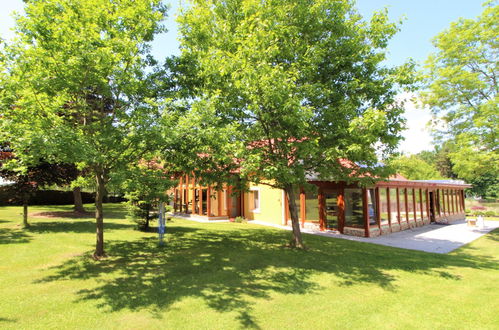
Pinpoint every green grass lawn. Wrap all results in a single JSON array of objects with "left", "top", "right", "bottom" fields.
[{"left": 1, "top": 204, "right": 498, "bottom": 329}]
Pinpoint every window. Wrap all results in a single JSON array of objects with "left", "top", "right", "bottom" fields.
[
  {"left": 379, "top": 188, "right": 389, "bottom": 226},
  {"left": 415, "top": 189, "right": 422, "bottom": 220},
  {"left": 421, "top": 190, "right": 428, "bottom": 219},
  {"left": 407, "top": 189, "right": 415, "bottom": 221},
  {"left": 344, "top": 188, "right": 364, "bottom": 227},
  {"left": 399, "top": 188, "right": 407, "bottom": 223},
  {"left": 367, "top": 189, "right": 378, "bottom": 226},
  {"left": 390, "top": 188, "right": 399, "bottom": 223},
  {"left": 305, "top": 186, "right": 319, "bottom": 221},
  {"left": 439, "top": 189, "right": 445, "bottom": 215},
  {"left": 251, "top": 189, "right": 260, "bottom": 212}
]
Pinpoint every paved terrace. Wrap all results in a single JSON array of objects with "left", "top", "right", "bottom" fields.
[
  {"left": 248, "top": 219, "right": 499, "bottom": 254},
  {"left": 172, "top": 214, "right": 499, "bottom": 254}
]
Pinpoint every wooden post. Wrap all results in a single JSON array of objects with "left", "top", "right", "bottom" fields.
[
  {"left": 174, "top": 188, "right": 177, "bottom": 212},
  {"left": 362, "top": 188, "right": 370, "bottom": 237},
  {"left": 404, "top": 188, "right": 409, "bottom": 223},
  {"left": 240, "top": 191, "right": 245, "bottom": 218},
  {"left": 338, "top": 188, "right": 345, "bottom": 233},
  {"left": 375, "top": 188, "right": 381, "bottom": 230},
  {"left": 179, "top": 176, "right": 184, "bottom": 213},
  {"left": 426, "top": 189, "right": 435, "bottom": 222},
  {"left": 198, "top": 188, "right": 202, "bottom": 216},
  {"left": 451, "top": 189, "right": 457, "bottom": 214},
  {"left": 318, "top": 188, "right": 325, "bottom": 231},
  {"left": 386, "top": 188, "right": 392, "bottom": 231},
  {"left": 227, "top": 187, "right": 232, "bottom": 219},
  {"left": 207, "top": 186, "right": 211, "bottom": 217},
  {"left": 185, "top": 175, "right": 190, "bottom": 213},
  {"left": 445, "top": 189, "right": 451, "bottom": 215},
  {"left": 217, "top": 190, "right": 222, "bottom": 216},
  {"left": 190, "top": 175, "right": 195, "bottom": 214},
  {"left": 412, "top": 189, "right": 417, "bottom": 221},
  {"left": 396, "top": 188, "right": 401, "bottom": 225},
  {"left": 438, "top": 189, "right": 441, "bottom": 216},
  {"left": 461, "top": 190, "right": 466, "bottom": 211},
  {"left": 419, "top": 189, "right": 423, "bottom": 220}
]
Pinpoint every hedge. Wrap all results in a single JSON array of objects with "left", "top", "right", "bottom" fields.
[{"left": 0, "top": 186, "right": 125, "bottom": 206}]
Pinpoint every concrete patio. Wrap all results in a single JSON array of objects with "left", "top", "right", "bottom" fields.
[{"left": 249, "top": 219, "right": 499, "bottom": 254}]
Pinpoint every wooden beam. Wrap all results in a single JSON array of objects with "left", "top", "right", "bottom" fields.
[
  {"left": 412, "top": 189, "right": 418, "bottom": 222},
  {"left": 451, "top": 189, "right": 457, "bottom": 214},
  {"left": 375, "top": 188, "right": 381, "bottom": 230},
  {"left": 217, "top": 190, "right": 222, "bottom": 217},
  {"left": 338, "top": 188, "right": 345, "bottom": 233},
  {"left": 240, "top": 190, "right": 244, "bottom": 218},
  {"left": 190, "top": 175, "right": 195, "bottom": 214},
  {"left": 198, "top": 188, "right": 202, "bottom": 216},
  {"left": 404, "top": 188, "right": 409, "bottom": 223},
  {"left": 207, "top": 186, "right": 211, "bottom": 217},
  {"left": 386, "top": 187, "right": 392, "bottom": 231},
  {"left": 318, "top": 188, "right": 325, "bottom": 231},
  {"left": 174, "top": 188, "right": 177, "bottom": 212},
  {"left": 419, "top": 189, "right": 423, "bottom": 220},
  {"left": 227, "top": 187, "right": 232, "bottom": 219},
  {"left": 179, "top": 176, "right": 183, "bottom": 213},
  {"left": 462, "top": 190, "right": 466, "bottom": 211},
  {"left": 396, "top": 188, "right": 401, "bottom": 225},
  {"left": 425, "top": 189, "right": 429, "bottom": 220}
]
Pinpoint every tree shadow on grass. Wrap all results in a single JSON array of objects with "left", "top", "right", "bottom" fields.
[
  {"left": 27, "top": 221, "right": 134, "bottom": 234},
  {"left": 0, "top": 227, "right": 31, "bottom": 245},
  {"left": 484, "top": 229, "right": 499, "bottom": 242},
  {"left": 37, "top": 225, "right": 498, "bottom": 328}
]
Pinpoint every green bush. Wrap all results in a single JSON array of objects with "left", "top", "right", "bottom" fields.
[
  {"left": 484, "top": 210, "right": 496, "bottom": 217},
  {"left": 234, "top": 216, "right": 247, "bottom": 224},
  {"left": 126, "top": 200, "right": 155, "bottom": 231}
]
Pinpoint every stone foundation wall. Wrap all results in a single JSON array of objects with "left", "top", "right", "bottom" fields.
[
  {"left": 435, "top": 213, "right": 465, "bottom": 224},
  {"left": 343, "top": 227, "right": 365, "bottom": 237},
  {"left": 365, "top": 216, "right": 442, "bottom": 238}
]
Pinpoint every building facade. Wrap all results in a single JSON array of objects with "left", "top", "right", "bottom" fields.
[{"left": 171, "top": 174, "right": 470, "bottom": 237}]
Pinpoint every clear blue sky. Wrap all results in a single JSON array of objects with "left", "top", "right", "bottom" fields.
[{"left": 0, "top": 0, "right": 486, "bottom": 154}]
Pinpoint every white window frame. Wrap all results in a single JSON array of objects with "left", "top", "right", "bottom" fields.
[{"left": 250, "top": 187, "right": 260, "bottom": 213}]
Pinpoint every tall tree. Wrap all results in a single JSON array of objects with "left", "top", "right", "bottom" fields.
[
  {"left": 421, "top": 1, "right": 498, "bottom": 194},
  {"left": 179, "top": 0, "right": 415, "bottom": 248},
  {"left": 121, "top": 160, "right": 173, "bottom": 231},
  {"left": 0, "top": 159, "right": 78, "bottom": 227},
  {"left": 389, "top": 155, "right": 444, "bottom": 181},
  {"left": 0, "top": 0, "right": 167, "bottom": 257}
]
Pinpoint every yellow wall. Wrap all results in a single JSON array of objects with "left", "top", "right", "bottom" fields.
[{"left": 243, "top": 183, "right": 284, "bottom": 225}]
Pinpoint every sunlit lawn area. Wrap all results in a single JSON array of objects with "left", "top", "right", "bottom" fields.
[{"left": 1, "top": 204, "right": 498, "bottom": 329}]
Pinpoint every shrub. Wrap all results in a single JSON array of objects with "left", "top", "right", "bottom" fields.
[
  {"left": 484, "top": 210, "right": 496, "bottom": 217},
  {"left": 234, "top": 216, "right": 247, "bottom": 224},
  {"left": 126, "top": 201, "right": 155, "bottom": 231}
]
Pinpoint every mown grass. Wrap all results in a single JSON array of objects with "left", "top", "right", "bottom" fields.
[{"left": 1, "top": 204, "right": 498, "bottom": 329}]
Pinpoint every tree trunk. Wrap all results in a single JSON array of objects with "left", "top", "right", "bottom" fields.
[
  {"left": 145, "top": 204, "right": 150, "bottom": 231},
  {"left": 94, "top": 171, "right": 106, "bottom": 258},
  {"left": 22, "top": 195, "right": 29, "bottom": 228},
  {"left": 73, "top": 186, "right": 85, "bottom": 213},
  {"left": 284, "top": 184, "right": 305, "bottom": 249}
]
